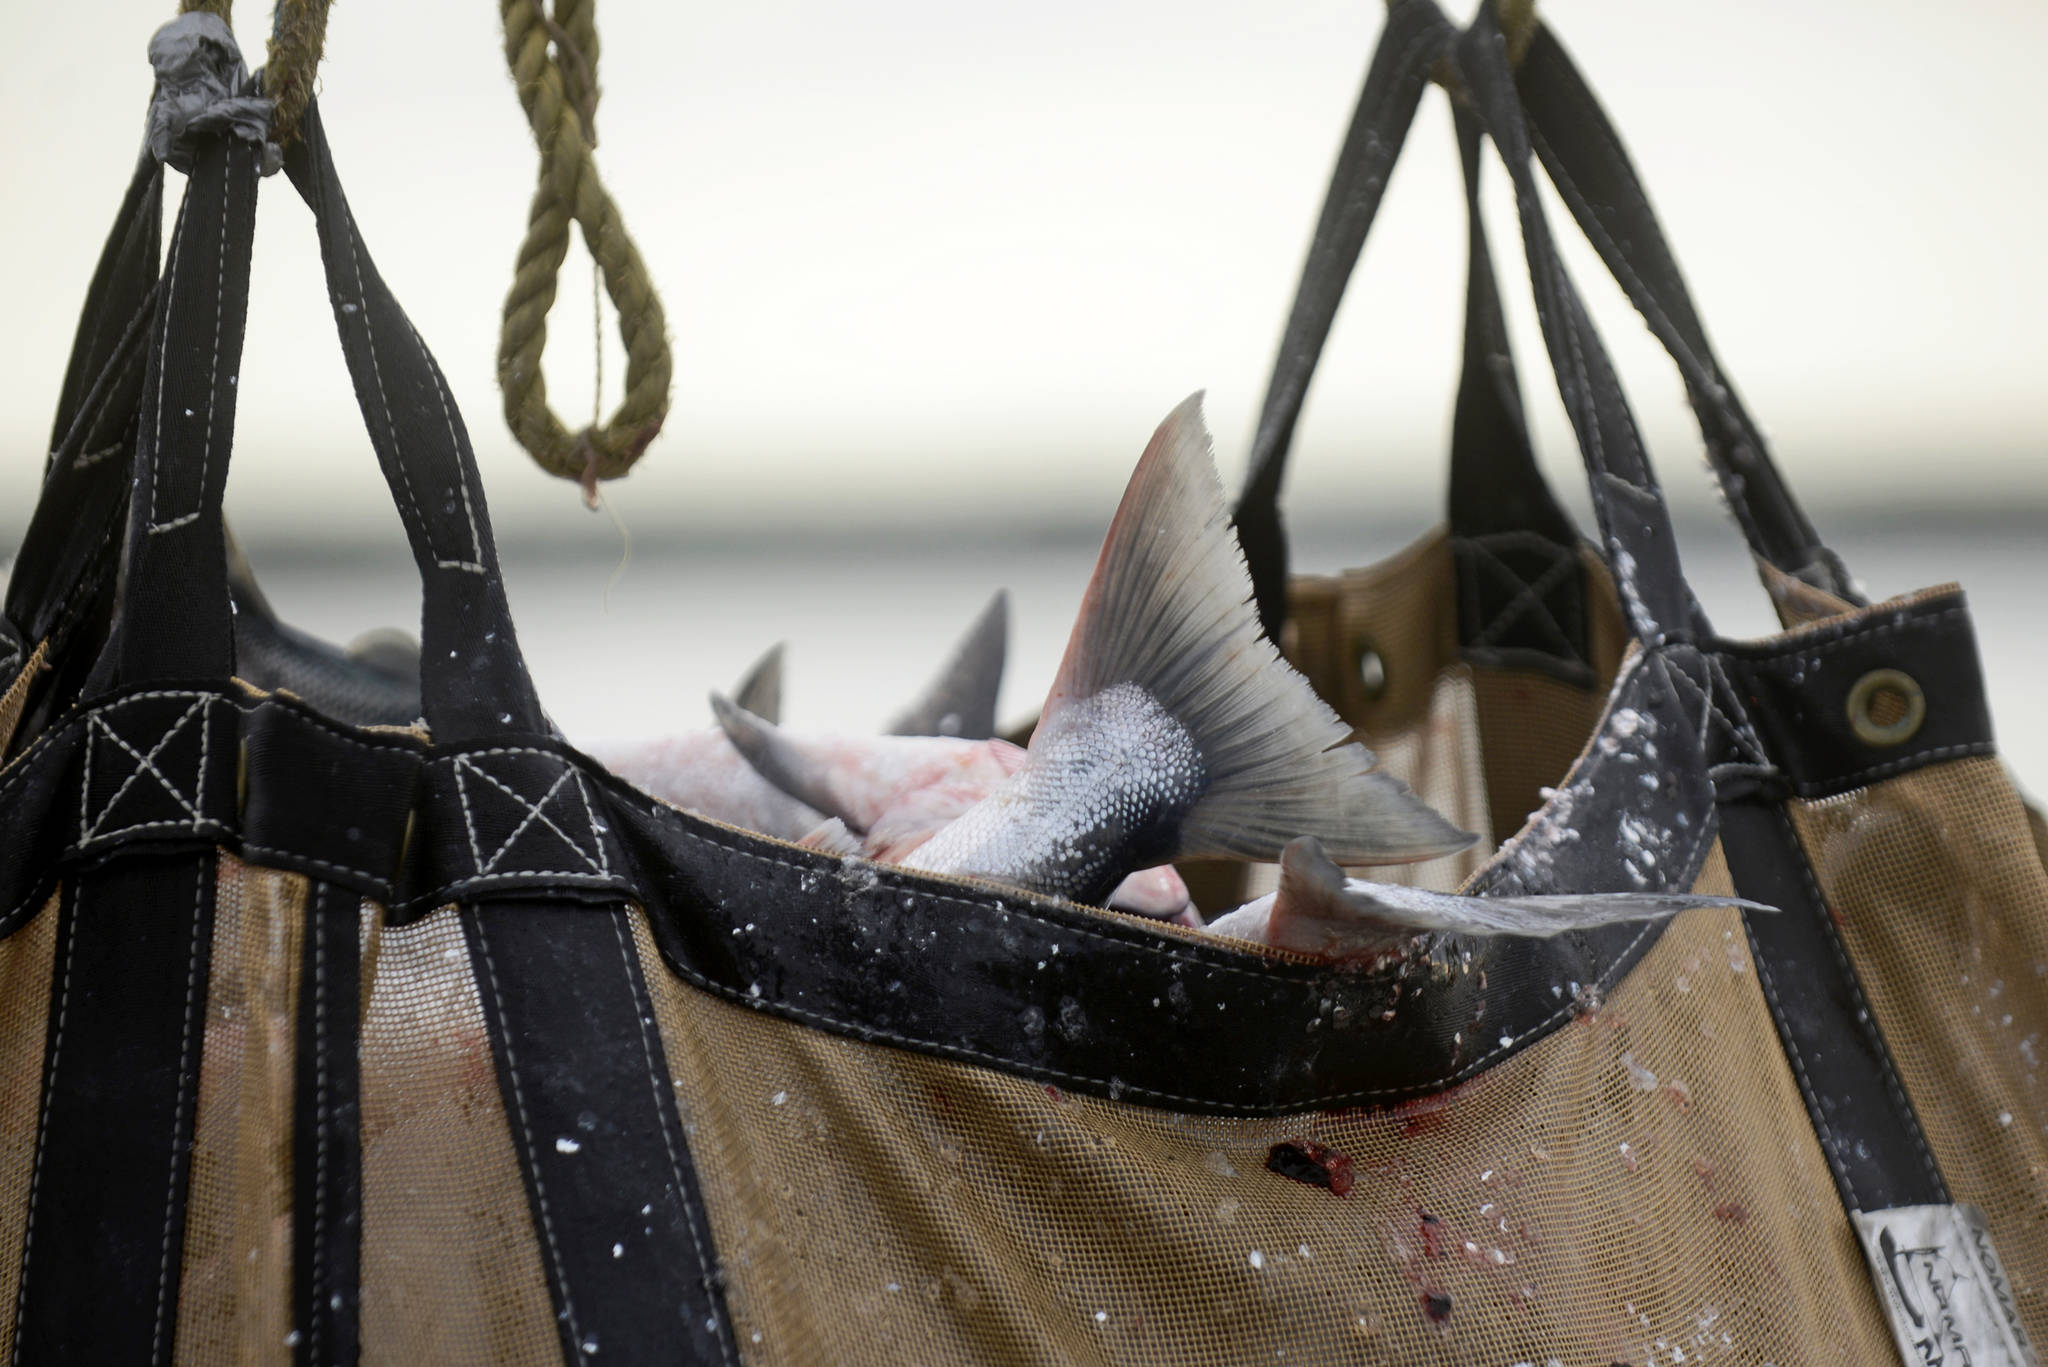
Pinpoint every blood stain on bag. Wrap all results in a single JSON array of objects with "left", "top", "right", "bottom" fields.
[
  {"left": 1265, "top": 1139, "right": 1355, "bottom": 1195},
  {"left": 1417, "top": 1211, "right": 1444, "bottom": 1258},
  {"left": 1420, "top": 1288, "right": 1453, "bottom": 1325}
]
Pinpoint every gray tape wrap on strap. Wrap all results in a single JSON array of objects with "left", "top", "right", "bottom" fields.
[{"left": 146, "top": 12, "right": 278, "bottom": 175}]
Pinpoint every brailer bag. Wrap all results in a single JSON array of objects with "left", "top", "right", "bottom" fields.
[
  {"left": 1230, "top": 3, "right": 2046, "bottom": 1362},
  {"left": 1, "top": 9, "right": 2040, "bottom": 1367}
]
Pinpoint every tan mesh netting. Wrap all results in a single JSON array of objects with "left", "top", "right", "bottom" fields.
[
  {"left": 633, "top": 843, "right": 1900, "bottom": 1365},
  {"left": 357, "top": 903, "right": 558, "bottom": 1365},
  {"left": 0, "top": 891, "right": 59, "bottom": 1366},
  {"left": 176, "top": 856, "right": 304, "bottom": 1365},
  {"left": 0, "top": 642, "right": 47, "bottom": 757},
  {"left": 1790, "top": 756, "right": 2048, "bottom": 1343}
]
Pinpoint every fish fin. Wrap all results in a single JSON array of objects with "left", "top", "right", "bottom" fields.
[
  {"left": 1273, "top": 836, "right": 1773, "bottom": 945},
  {"left": 887, "top": 590, "right": 1008, "bottom": 739},
  {"left": 709, "top": 692, "right": 866, "bottom": 832},
  {"left": 1042, "top": 394, "right": 1473, "bottom": 865},
  {"left": 733, "top": 643, "right": 785, "bottom": 725},
  {"left": 799, "top": 817, "right": 863, "bottom": 856}
]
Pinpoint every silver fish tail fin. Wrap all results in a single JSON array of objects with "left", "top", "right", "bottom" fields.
[
  {"left": 887, "top": 590, "right": 1008, "bottom": 739},
  {"left": 1042, "top": 393, "right": 1472, "bottom": 866},
  {"left": 1269, "top": 836, "right": 1773, "bottom": 947}
]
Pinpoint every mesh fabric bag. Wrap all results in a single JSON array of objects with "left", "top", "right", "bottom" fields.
[{"left": 0, "top": 6, "right": 2040, "bottom": 1366}]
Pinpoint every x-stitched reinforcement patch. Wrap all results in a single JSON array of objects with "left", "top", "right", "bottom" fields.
[
  {"left": 451, "top": 748, "right": 611, "bottom": 879},
  {"left": 78, "top": 692, "right": 218, "bottom": 845}
]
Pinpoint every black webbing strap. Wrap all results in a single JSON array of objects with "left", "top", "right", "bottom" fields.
[
  {"left": 1515, "top": 26, "right": 1860, "bottom": 602},
  {"left": 1451, "top": 10, "right": 1696, "bottom": 645},
  {"left": 463, "top": 904, "right": 738, "bottom": 1366},
  {"left": 1444, "top": 104, "right": 1592, "bottom": 674},
  {"left": 292, "top": 879, "right": 364, "bottom": 1367},
  {"left": 11, "top": 851, "right": 217, "bottom": 1364},
  {"left": 3, "top": 153, "right": 166, "bottom": 750},
  {"left": 1233, "top": 0, "right": 1453, "bottom": 638},
  {"left": 1719, "top": 800, "right": 1948, "bottom": 1212},
  {"left": 1454, "top": 0, "right": 1955, "bottom": 1251}
]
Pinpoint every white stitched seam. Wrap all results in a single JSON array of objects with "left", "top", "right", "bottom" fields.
[
  {"left": 150, "top": 856, "right": 210, "bottom": 1363},
  {"left": 79, "top": 696, "right": 211, "bottom": 842},
  {"left": 10, "top": 883, "right": 82, "bottom": 1364},
  {"left": 1465, "top": 539, "right": 1581, "bottom": 653},
  {"left": 458, "top": 760, "right": 600, "bottom": 876},
  {"left": 237, "top": 843, "right": 387, "bottom": 886},
  {"left": 1733, "top": 605, "right": 1968, "bottom": 667},
  {"left": 1795, "top": 743, "right": 1996, "bottom": 795},
  {"left": 1773, "top": 803, "right": 1947, "bottom": 1195},
  {"left": 653, "top": 909, "right": 1666, "bottom": 1115},
  {"left": 610, "top": 911, "right": 737, "bottom": 1367},
  {"left": 470, "top": 916, "right": 587, "bottom": 1361},
  {"left": 342, "top": 211, "right": 436, "bottom": 565},
  {"left": 1745, "top": 903, "right": 1858, "bottom": 1203},
  {"left": 453, "top": 758, "right": 487, "bottom": 874},
  {"left": 574, "top": 773, "right": 611, "bottom": 876},
  {"left": 147, "top": 188, "right": 193, "bottom": 531},
  {"left": 310, "top": 885, "right": 330, "bottom": 1358},
  {"left": 403, "top": 317, "right": 485, "bottom": 573},
  {"left": 148, "top": 144, "right": 235, "bottom": 536}
]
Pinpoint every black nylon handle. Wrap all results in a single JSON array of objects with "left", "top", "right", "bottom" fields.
[
  {"left": 1451, "top": 5, "right": 1698, "bottom": 644},
  {"left": 1445, "top": 104, "right": 1576, "bottom": 550},
  {"left": 1516, "top": 26, "right": 1859, "bottom": 603},
  {"left": 281, "top": 101, "right": 545, "bottom": 740},
  {"left": 4, "top": 153, "right": 164, "bottom": 657},
  {"left": 100, "top": 103, "right": 546, "bottom": 742},
  {"left": 1233, "top": 0, "right": 1456, "bottom": 639},
  {"left": 113, "top": 133, "right": 262, "bottom": 686}
]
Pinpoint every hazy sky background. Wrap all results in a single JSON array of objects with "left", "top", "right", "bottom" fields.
[{"left": 3, "top": 0, "right": 2045, "bottom": 552}]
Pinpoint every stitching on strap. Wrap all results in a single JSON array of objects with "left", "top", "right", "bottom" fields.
[
  {"left": 78, "top": 695, "right": 213, "bottom": 844},
  {"left": 149, "top": 142, "right": 242, "bottom": 536},
  {"left": 1772, "top": 802, "right": 1947, "bottom": 1197},
  {"left": 9, "top": 884, "right": 81, "bottom": 1364},
  {"left": 470, "top": 915, "right": 588, "bottom": 1362},
  {"left": 145, "top": 189, "right": 194, "bottom": 533},
  {"left": 1458, "top": 533, "right": 1582, "bottom": 656},
  {"left": 148, "top": 856, "right": 209, "bottom": 1363},
  {"left": 402, "top": 316, "right": 485, "bottom": 574},
  {"left": 309, "top": 884, "right": 331, "bottom": 1359},
  {"left": 611, "top": 911, "right": 737, "bottom": 1367}
]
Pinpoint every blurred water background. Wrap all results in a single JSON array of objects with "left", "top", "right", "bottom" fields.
[
  {"left": 4, "top": 1, "right": 2043, "bottom": 784},
  {"left": 228, "top": 512, "right": 2048, "bottom": 794}
]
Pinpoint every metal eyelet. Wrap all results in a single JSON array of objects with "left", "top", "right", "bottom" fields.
[
  {"left": 1356, "top": 642, "right": 1388, "bottom": 702},
  {"left": 1846, "top": 668, "right": 1925, "bottom": 747}
]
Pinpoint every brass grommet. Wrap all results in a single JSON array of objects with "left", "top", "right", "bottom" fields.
[
  {"left": 1846, "top": 668, "right": 1925, "bottom": 747},
  {"left": 1356, "top": 642, "right": 1388, "bottom": 702}
]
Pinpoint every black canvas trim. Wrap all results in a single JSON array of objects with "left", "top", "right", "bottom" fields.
[
  {"left": 1720, "top": 799, "right": 1949, "bottom": 1213},
  {"left": 462, "top": 903, "right": 738, "bottom": 1366},
  {"left": 10, "top": 851, "right": 216, "bottom": 1365},
  {"left": 292, "top": 880, "right": 363, "bottom": 1367},
  {"left": 1233, "top": 0, "right": 1455, "bottom": 637},
  {"left": 623, "top": 645, "right": 1717, "bottom": 1117},
  {"left": 0, "top": 635, "right": 1727, "bottom": 1119},
  {"left": 1515, "top": 23, "right": 1859, "bottom": 602},
  {"left": 1717, "top": 591, "right": 1994, "bottom": 799}
]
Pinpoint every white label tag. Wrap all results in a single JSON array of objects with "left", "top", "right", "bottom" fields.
[{"left": 1853, "top": 1204, "right": 2038, "bottom": 1367}]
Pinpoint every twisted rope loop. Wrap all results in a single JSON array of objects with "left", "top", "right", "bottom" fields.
[
  {"left": 175, "top": 0, "right": 330, "bottom": 148},
  {"left": 498, "top": 0, "right": 672, "bottom": 498}
]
